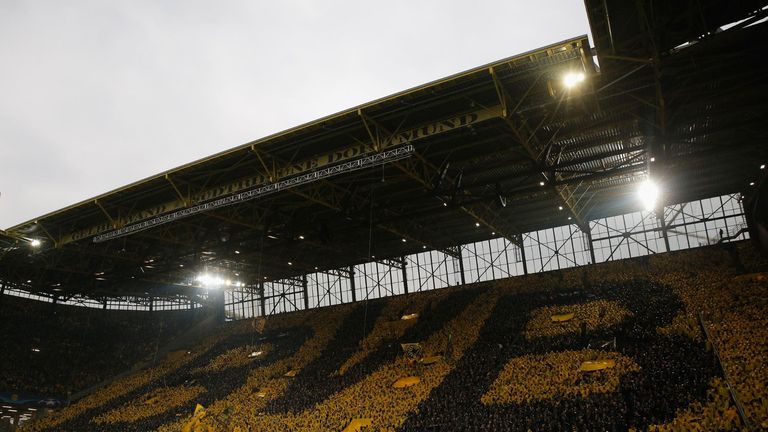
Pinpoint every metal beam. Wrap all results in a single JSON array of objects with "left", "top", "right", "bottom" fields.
[
  {"left": 456, "top": 246, "right": 466, "bottom": 285},
  {"left": 490, "top": 66, "right": 592, "bottom": 231},
  {"left": 348, "top": 266, "right": 357, "bottom": 303},
  {"left": 259, "top": 282, "right": 266, "bottom": 316},
  {"left": 401, "top": 257, "right": 409, "bottom": 294},
  {"left": 392, "top": 152, "right": 523, "bottom": 247}
]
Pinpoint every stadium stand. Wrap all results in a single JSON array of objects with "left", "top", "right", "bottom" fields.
[
  {"left": 2, "top": 1, "right": 767, "bottom": 430},
  {"left": 0, "top": 295, "right": 198, "bottom": 398},
  {"left": 10, "top": 242, "right": 765, "bottom": 431}
]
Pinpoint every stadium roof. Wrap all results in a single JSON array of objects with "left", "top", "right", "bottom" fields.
[{"left": 2, "top": 0, "right": 767, "bottom": 301}]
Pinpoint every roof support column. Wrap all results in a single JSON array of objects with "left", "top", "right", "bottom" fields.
[
  {"left": 348, "top": 266, "right": 357, "bottom": 303},
  {"left": 259, "top": 282, "right": 266, "bottom": 317},
  {"left": 518, "top": 235, "right": 529, "bottom": 275},
  {"left": 657, "top": 209, "right": 671, "bottom": 253},
  {"left": 584, "top": 227, "right": 597, "bottom": 265},
  {"left": 455, "top": 246, "right": 466, "bottom": 285},
  {"left": 302, "top": 274, "right": 309, "bottom": 310},
  {"left": 401, "top": 257, "right": 409, "bottom": 295}
]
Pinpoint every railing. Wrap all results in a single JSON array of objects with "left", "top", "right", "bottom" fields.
[{"left": 717, "top": 226, "right": 750, "bottom": 244}]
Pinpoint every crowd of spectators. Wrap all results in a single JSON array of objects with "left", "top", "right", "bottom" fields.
[
  {"left": 191, "top": 343, "right": 273, "bottom": 375},
  {"left": 336, "top": 293, "right": 436, "bottom": 376},
  {"left": 481, "top": 350, "right": 641, "bottom": 405},
  {"left": 523, "top": 299, "right": 630, "bottom": 339},
  {"left": 17, "top": 241, "right": 768, "bottom": 431},
  {"left": 92, "top": 384, "right": 205, "bottom": 424},
  {"left": 652, "top": 246, "right": 768, "bottom": 430},
  {"left": 0, "top": 295, "right": 198, "bottom": 398}
]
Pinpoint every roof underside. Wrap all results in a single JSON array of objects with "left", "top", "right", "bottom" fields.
[{"left": 2, "top": 0, "right": 768, "bottom": 300}]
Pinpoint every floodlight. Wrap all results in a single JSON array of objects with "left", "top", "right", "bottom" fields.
[
  {"left": 30, "top": 239, "right": 41, "bottom": 247},
  {"left": 638, "top": 179, "right": 661, "bottom": 211},
  {"left": 196, "top": 273, "right": 225, "bottom": 288},
  {"left": 562, "top": 72, "right": 585, "bottom": 88}
]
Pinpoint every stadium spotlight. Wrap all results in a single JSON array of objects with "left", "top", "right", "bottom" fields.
[
  {"left": 558, "top": 206, "right": 563, "bottom": 211},
  {"left": 539, "top": 181, "right": 546, "bottom": 186},
  {"left": 422, "top": 245, "right": 427, "bottom": 249},
  {"left": 196, "top": 273, "right": 225, "bottom": 289},
  {"left": 760, "top": 164, "right": 765, "bottom": 169},
  {"left": 650, "top": 157, "right": 656, "bottom": 162},
  {"left": 30, "top": 239, "right": 41, "bottom": 247},
  {"left": 562, "top": 71, "right": 585, "bottom": 89},
  {"left": 298, "top": 235, "right": 305, "bottom": 240},
  {"left": 288, "top": 261, "right": 293, "bottom": 266},
  {"left": 638, "top": 179, "right": 661, "bottom": 211},
  {"left": 475, "top": 222, "right": 480, "bottom": 227},
  {"left": 749, "top": 182, "right": 755, "bottom": 186}
]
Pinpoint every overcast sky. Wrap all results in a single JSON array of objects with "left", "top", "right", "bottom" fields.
[{"left": 0, "top": 0, "right": 590, "bottom": 229}]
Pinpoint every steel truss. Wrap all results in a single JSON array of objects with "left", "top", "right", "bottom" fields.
[
  {"left": 94, "top": 145, "right": 415, "bottom": 243},
  {"left": 223, "top": 192, "right": 748, "bottom": 321}
]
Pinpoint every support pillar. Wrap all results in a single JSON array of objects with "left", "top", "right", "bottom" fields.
[
  {"left": 401, "top": 257, "right": 409, "bottom": 294},
  {"left": 456, "top": 246, "right": 466, "bottom": 285},
  {"left": 302, "top": 274, "right": 309, "bottom": 310},
  {"left": 349, "top": 266, "right": 357, "bottom": 302},
  {"left": 259, "top": 282, "right": 266, "bottom": 317},
  {"left": 657, "top": 208, "right": 671, "bottom": 252},
  {"left": 209, "top": 288, "right": 226, "bottom": 323},
  {"left": 519, "top": 237, "right": 529, "bottom": 275},
  {"left": 585, "top": 228, "right": 597, "bottom": 265}
]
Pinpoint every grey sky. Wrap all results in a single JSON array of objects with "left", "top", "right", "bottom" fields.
[{"left": 0, "top": 0, "right": 590, "bottom": 229}]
